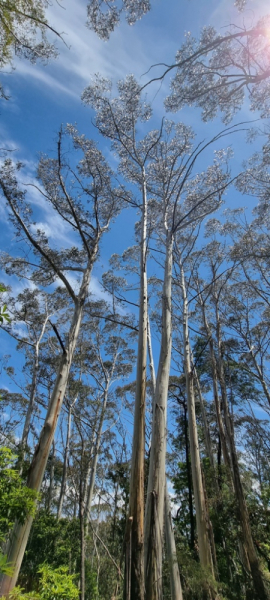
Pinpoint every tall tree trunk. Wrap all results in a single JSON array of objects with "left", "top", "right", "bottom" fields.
[
  {"left": 78, "top": 438, "right": 94, "bottom": 600},
  {"left": 0, "top": 255, "right": 96, "bottom": 597},
  {"left": 85, "top": 385, "right": 109, "bottom": 536},
  {"left": 148, "top": 313, "right": 183, "bottom": 600},
  {"left": 20, "top": 314, "right": 49, "bottom": 465},
  {"left": 164, "top": 481, "right": 183, "bottom": 600},
  {"left": 147, "top": 315, "right": 156, "bottom": 405},
  {"left": 198, "top": 291, "right": 251, "bottom": 579},
  {"left": 197, "top": 293, "right": 232, "bottom": 479},
  {"left": 182, "top": 402, "right": 195, "bottom": 552},
  {"left": 180, "top": 263, "right": 215, "bottom": 583},
  {"left": 193, "top": 366, "right": 215, "bottom": 471},
  {"left": 47, "top": 439, "right": 55, "bottom": 512},
  {"left": 144, "top": 231, "right": 173, "bottom": 600},
  {"left": 57, "top": 397, "right": 77, "bottom": 520},
  {"left": 125, "top": 170, "right": 147, "bottom": 600}
]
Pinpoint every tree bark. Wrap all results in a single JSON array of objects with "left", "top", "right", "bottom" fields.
[
  {"left": 20, "top": 314, "right": 49, "bottom": 463},
  {"left": 85, "top": 384, "right": 109, "bottom": 536},
  {"left": 144, "top": 232, "right": 173, "bottom": 600},
  {"left": 47, "top": 439, "right": 55, "bottom": 512},
  {"left": 57, "top": 396, "right": 77, "bottom": 519},
  {"left": 193, "top": 366, "right": 215, "bottom": 471},
  {"left": 164, "top": 482, "right": 183, "bottom": 600},
  {"left": 180, "top": 263, "right": 215, "bottom": 582},
  {"left": 197, "top": 293, "right": 232, "bottom": 478},
  {"left": 125, "top": 170, "right": 147, "bottom": 600},
  {"left": 182, "top": 402, "right": 195, "bottom": 552},
  {"left": 147, "top": 312, "right": 183, "bottom": 600}
]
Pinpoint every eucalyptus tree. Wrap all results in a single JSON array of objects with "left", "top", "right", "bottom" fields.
[
  {"left": 144, "top": 123, "right": 232, "bottom": 600},
  {"left": 82, "top": 73, "right": 162, "bottom": 600},
  {"left": 146, "top": 302, "right": 183, "bottom": 600},
  {"left": 144, "top": 15, "right": 270, "bottom": 123},
  {"left": 0, "top": 0, "right": 62, "bottom": 98},
  {"left": 86, "top": 0, "right": 150, "bottom": 39},
  {"left": 174, "top": 246, "right": 215, "bottom": 585},
  {"left": 0, "top": 286, "right": 67, "bottom": 463},
  {"left": 77, "top": 302, "right": 135, "bottom": 532},
  {"left": 222, "top": 281, "right": 270, "bottom": 414},
  {"left": 57, "top": 392, "right": 78, "bottom": 520},
  {"left": 53, "top": 303, "right": 134, "bottom": 600},
  {"left": 196, "top": 239, "right": 270, "bottom": 600},
  {"left": 0, "top": 125, "right": 125, "bottom": 595}
]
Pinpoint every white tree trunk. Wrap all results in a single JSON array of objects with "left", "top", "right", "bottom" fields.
[
  {"left": 147, "top": 313, "right": 183, "bottom": 600},
  {"left": 144, "top": 231, "right": 173, "bottom": 600},
  {"left": 193, "top": 366, "right": 215, "bottom": 471},
  {"left": 164, "top": 482, "right": 183, "bottom": 600},
  {"left": 180, "top": 263, "right": 214, "bottom": 579},
  {"left": 85, "top": 384, "right": 109, "bottom": 535},
  {"left": 57, "top": 396, "right": 77, "bottom": 519},
  {"left": 0, "top": 256, "right": 96, "bottom": 596},
  {"left": 21, "top": 314, "right": 49, "bottom": 460},
  {"left": 147, "top": 315, "right": 156, "bottom": 407},
  {"left": 125, "top": 170, "right": 148, "bottom": 600},
  {"left": 197, "top": 293, "right": 232, "bottom": 477}
]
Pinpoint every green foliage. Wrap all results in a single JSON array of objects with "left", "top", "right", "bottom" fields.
[
  {"left": 0, "top": 551, "right": 13, "bottom": 576},
  {"left": 0, "top": 284, "right": 10, "bottom": 325},
  {"left": 0, "top": 448, "right": 38, "bottom": 542},
  {"left": 1, "top": 587, "right": 38, "bottom": 599},
  {"left": 19, "top": 512, "right": 80, "bottom": 589},
  {"left": 1, "top": 565, "right": 79, "bottom": 600},
  {"left": 37, "top": 564, "right": 79, "bottom": 600}
]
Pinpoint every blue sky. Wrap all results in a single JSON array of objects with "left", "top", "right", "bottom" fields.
[{"left": 1, "top": 0, "right": 270, "bottom": 445}]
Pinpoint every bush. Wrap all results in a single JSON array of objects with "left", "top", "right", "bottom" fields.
[{"left": 1, "top": 565, "right": 79, "bottom": 600}]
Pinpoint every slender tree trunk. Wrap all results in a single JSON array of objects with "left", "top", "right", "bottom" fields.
[
  {"left": 57, "top": 398, "right": 77, "bottom": 519},
  {"left": 147, "top": 315, "right": 156, "bottom": 405},
  {"left": 198, "top": 294, "right": 250, "bottom": 581},
  {"left": 147, "top": 312, "right": 183, "bottom": 600},
  {"left": 47, "top": 439, "right": 55, "bottom": 512},
  {"left": 164, "top": 481, "right": 183, "bottom": 600},
  {"left": 0, "top": 255, "right": 96, "bottom": 596},
  {"left": 180, "top": 264, "right": 215, "bottom": 582},
  {"left": 79, "top": 442, "right": 86, "bottom": 600},
  {"left": 125, "top": 170, "right": 147, "bottom": 600},
  {"left": 182, "top": 403, "right": 195, "bottom": 552},
  {"left": 193, "top": 366, "right": 215, "bottom": 471},
  {"left": 197, "top": 294, "right": 232, "bottom": 478},
  {"left": 85, "top": 385, "right": 109, "bottom": 536},
  {"left": 20, "top": 315, "right": 49, "bottom": 463},
  {"left": 144, "top": 231, "right": 173, "bottom": 600}
]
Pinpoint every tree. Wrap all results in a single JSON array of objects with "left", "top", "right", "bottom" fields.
[
  {"left": 144, "top": 17, "right": 270, "bottom": 123},
  {"left": 86, "top": 0, "right": 150, "bottom": 40},
  {"left": 0, "top": 125, "right": 125, "bottom": 595},
  {"left": 0, "top": 0, "right": 63, "bottom": 98},
  {"left": 144, "top": 123, "right": 231, "bottom": 600},
  {"left": 83, "top": 73, "right": 162, "bottom": 600},
  {"left": 195, "top": 239, "right": 270, "bottom": 599},
  {"left": 0, "top": 284, "right": 10, "bottom": 326}
]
